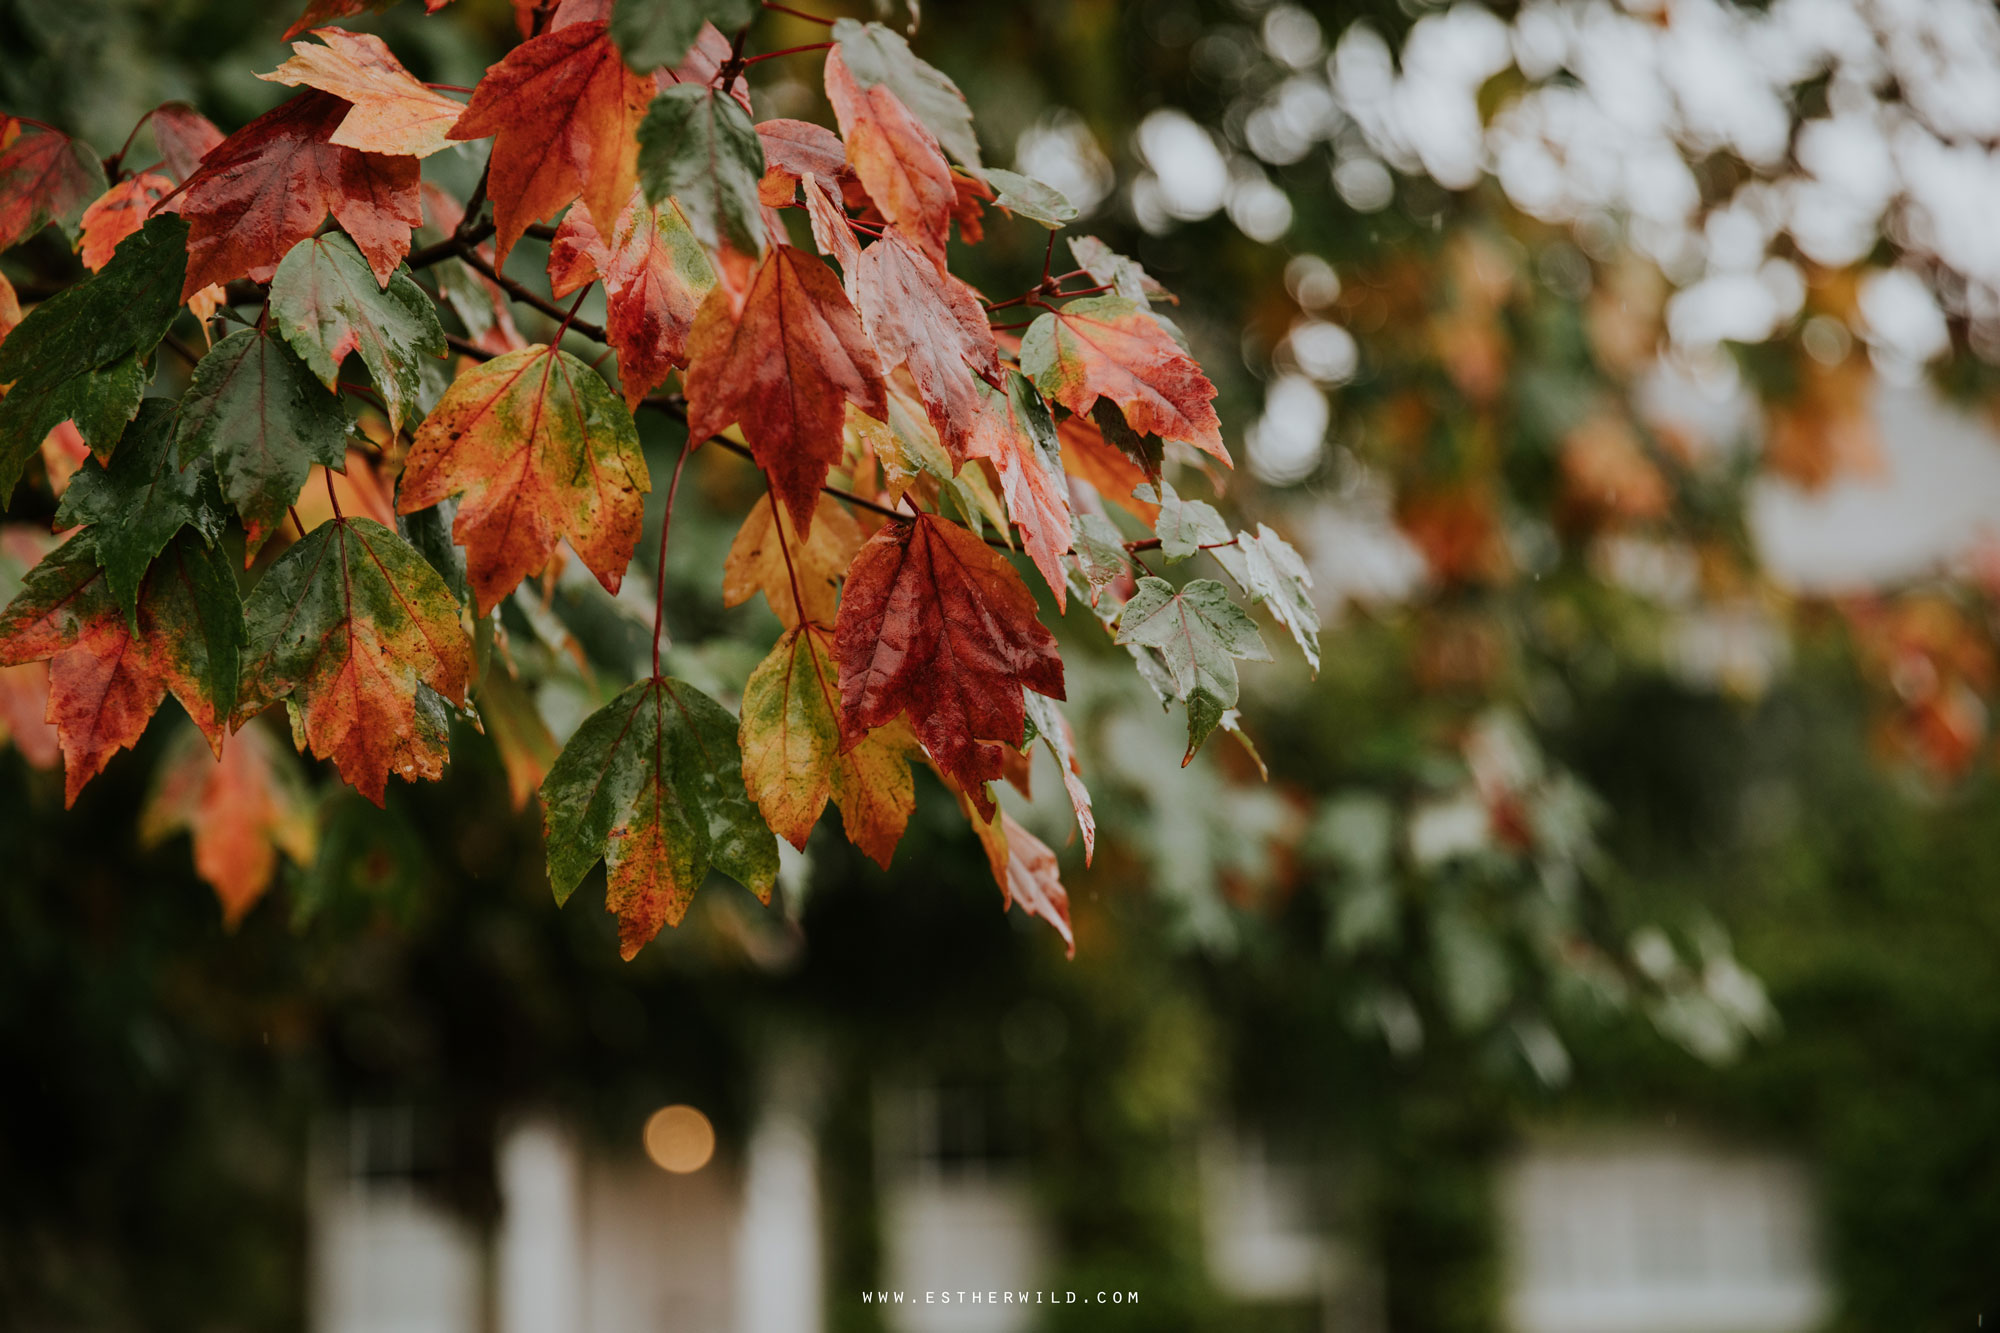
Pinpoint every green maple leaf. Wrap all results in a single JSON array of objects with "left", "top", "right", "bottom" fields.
[
  {"left": 238, "top": 517, "right": 473, "bottom": 807},
  {"left": 1212, "top": 522, "right": 1321, "bottom": 674},
  {"left": 1115, "top": 576, "right": 1271, "bottom": 764},
  {"left": 176, "top": 327, "right": 350, "bottom": 557},
  {"left": 1140, "top": 479, "right": 1231, "bottom": 563},
  {"left": 612, "top": 0, "right": 754, "bottom": 72},
  {"left": 0, "top": 214, "right": 189, "bottom": 499},
  {"left": 541, "top": 675, "right": 779, "bottom": 959},
  {"left": 56, "top": 398, "right": 227, "bottom": 624},
  {"left": 637, "top": 83, "right": 767, "bottom": 257},
  {"left": 269, "top": 233, "right": 445, "bottom": 435}
]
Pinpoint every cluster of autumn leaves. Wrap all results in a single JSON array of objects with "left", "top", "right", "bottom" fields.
[{"left": 0, "top": 0, "right": 1317, "bottom": 958}]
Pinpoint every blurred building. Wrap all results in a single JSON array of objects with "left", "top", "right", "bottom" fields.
[{"left": 306, "top": 1095, "right": 1826, "bottom": 1333}]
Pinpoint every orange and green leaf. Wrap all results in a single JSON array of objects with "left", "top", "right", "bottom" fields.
[
  {"left": 237, "top": 517, "right": 473, "bottom": 805},
  {"left": 399, "top": 343, "right": 650, "bottom": 616}
]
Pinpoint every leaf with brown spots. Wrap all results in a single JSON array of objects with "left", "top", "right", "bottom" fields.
[
  {"left": 741, "top": 624, "right": 915, "bottom": 866},
  {"left": 855, "top": 226, "right": 1000, "bottom": 463},
  {"left": 399, "top": 343, "right": 650, "bottom": 616},
  {"left": 0, "top": 529, "right": 242, "bottom": 806},
  {"left": 237, "top": 517, "right": 473, "bottom": 805},
  {"left": 540, "top": 675, "right": 778, "bottom": 959}
]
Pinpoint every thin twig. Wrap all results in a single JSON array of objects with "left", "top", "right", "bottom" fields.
[
  {"left": 761, "top": 0, "right": 834, "bottom": 24},
  {"left": 742, "top": 41, "right": 834, "bottom": 65},
  {"left": 652, "top": 439, "right": 694, "bottom": 675},
  {"left": 458, "top": 245, "right": 609, "bottom": 343}
]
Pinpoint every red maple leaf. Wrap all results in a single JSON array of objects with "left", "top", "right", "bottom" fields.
[
  {"left": 835, "top": 512, "right": 1064, "bottom": 817},
  {"left": 855, "top": 226, "right": 1000, "bottom": 463},
  {"left": 0, "top": 123, "right": 103, "bottom": 252},
  {"left": 447, "top": 19, "right": 652, "bottom": 264},
  {"left": 1021, "top": 296, "right": 1231, "bottom": 465},
  {"left": 172, "top": 90, "right": 422, "bottom": 299},
  {"left": 824, "top": 48, "right": 954, "bottom": 264},
  {"left": 547, "top": 189, "right": 712, "bottom": 406},
  {"left": 684, "top": 244, "right": 887, "bottom": 534}
]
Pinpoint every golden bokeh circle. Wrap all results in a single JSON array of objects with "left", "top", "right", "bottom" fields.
[{"left": 642, "top": 1104, "right": 715, "bottom": 1174}]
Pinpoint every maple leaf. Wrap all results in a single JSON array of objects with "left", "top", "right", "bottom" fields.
[
  {"left": 541, "top": 675, "right": 779, "bottom": 959},
  {"left": 1020, "top": 296, "right": 1230, "bottom": 465},
  {"left": 1114, "top": 576, "right": 1270, "bottom": 765},
  {"left": 824, "top": 48, "right": 955, "bottom": 261},
  {"left": 57, "top": 400, "right": 227, "bottom": 620},
  {"left": 1140, "top": 479, "right": 1231, "bottom": 562},
  {"left": 547, "top": 191, "right": 714, "bottom": 406},
  {"left": 448, "top": 19, "right": 653, "bottom": 263},
  {"left": 1069, "top": 235, "right": 1172, "bottom": 308},
  {"left": 400, "top": 344, "right": 649, "bottom": 616},
  {"left": 270, "top": 232, "right": 446, "bottom": 435},
  {"left": 78, "top": 173, "right": 174, "bottom": 272},
  {"left": 0, "top": 530, "right": 242, "bottom": 806},
  {"left": 966, "top": 373, "right": 1072, "bottom": 606},
  {"left": 141, "top": 721, "right": 317, "bottom": 926},
  {"left": 281, "top": 0, "right": 456, "bottom": 41},
  {"left": 636, "top": 83, "right": 767, "bottom": 257},
  {"left": 175, "top": 327, "right": 349, "bottom": 557},
  {"left": 260, "top": 27, "right": 467, "bottom": 158},
  {"left": 0, "top": 122, "right": 106, "bottom": 251},
  {"left": 854, "top": 227, "right": 1000, "bottom": 462},
  {"left": 1057, "top": 414, "right": 1158, "bottom": 524},
  {"left": 238, "top": 517, "right": 474, "bottom": 805},
  {"left": 149, "top": 104, "right": 225, "bottom": 182},
  {"left": 830, "top": 19, "right": 982, "bottom": 175},
  {"left": 835, "top": 512, "right": 1064, "bottom": 817},
  {"left": 173, "top": 90, "right": 422, "bottom": 296},
  {"left": 612, "top": 0, "right": 754, "bottom": 72},
  {"left": 742, "top": 623, "right": 915, "bottom": 865},
  {"left": 0, "top": 214, "right": 188, "bottom": 500},
  {"left": 983, "top": 169, "right": 1076, "bottom": 228},
  {"left": 1211, "top": 523, "right": 1321, "bottom": 674},
  {"left": 962, "top": 794, "right": 1073, "bottom": 956},
  {"left": 683, "top": 244, "right": 886, "bottom": 533},
  {"left": 756, "top": 119, "right": 855, "bottom": 204},
  {"left": 723, "top": 492, "right": 863, "bottom": 630}
]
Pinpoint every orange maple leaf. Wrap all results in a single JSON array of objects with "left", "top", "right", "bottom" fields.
[{"left": 448, "top": 19, "right": 652, "bottom": 264}]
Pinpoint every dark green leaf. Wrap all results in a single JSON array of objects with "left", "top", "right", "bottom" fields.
[
  {"left": 57, "top": 398, "right": 226, "bottom": 624},
  {"left": 541, "top": 674, "right": 779, "bottom": 959},
  {"left": 176, "top": 326, "right": 350, "bottom": 556},
  {"left": 0, "top": 214, "right": 189, "bottom": 498}
]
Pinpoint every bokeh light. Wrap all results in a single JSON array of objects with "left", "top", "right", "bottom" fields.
[{"left": 642, "top": 1105, "right": 715, "bottom": 1174}]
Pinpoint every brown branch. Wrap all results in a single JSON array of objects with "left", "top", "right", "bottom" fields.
[{"left": 456, "top": 243, "right": 609, "bottom": 345}]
